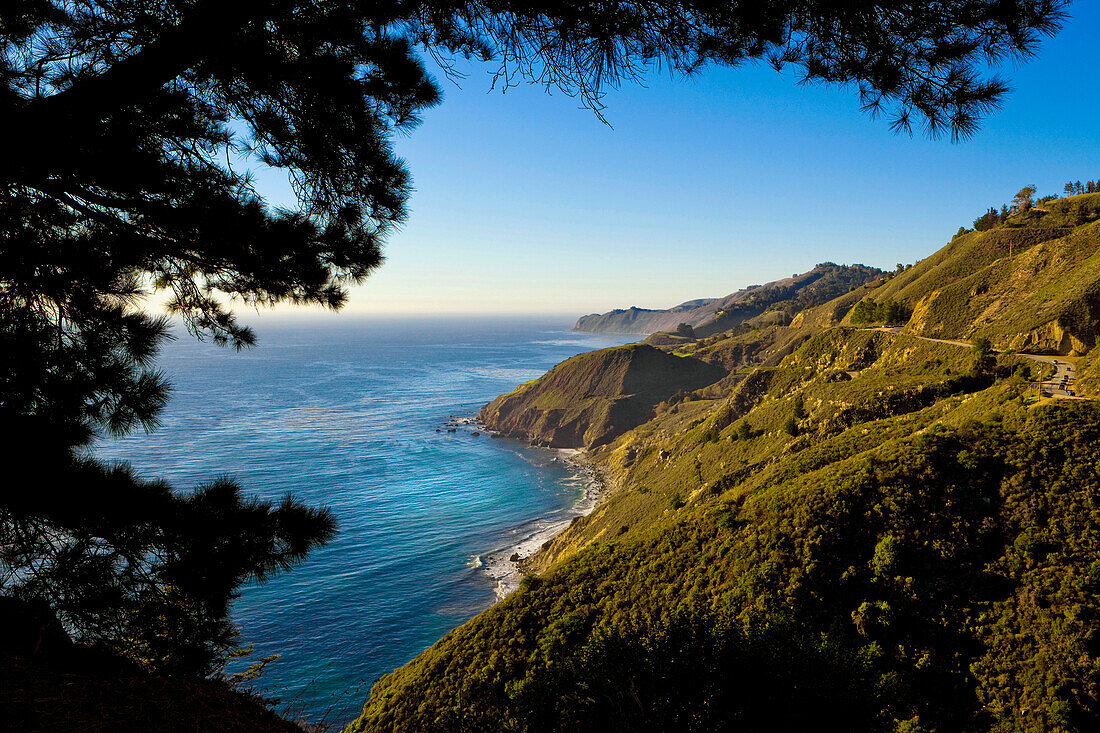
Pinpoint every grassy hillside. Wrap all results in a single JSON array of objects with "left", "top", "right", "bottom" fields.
[
  {"left": 525, "top": 329, "right": 1013, "bottom": 573},
  {"left": 351, "top": 327, "right": 1097, "bottom": 732},
  {"left": 832, "top": 194, "right": 1100, "bottom": 354},
  {"left": 349, "top": 198, "right": 1100, "bottom": 733},
  {"left": 479, "top": 344, "right": 725, "bottom": 448}
]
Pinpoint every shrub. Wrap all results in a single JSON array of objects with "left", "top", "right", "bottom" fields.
[{"left": 505, "top": 614, "right": 891, "bottom": 733}]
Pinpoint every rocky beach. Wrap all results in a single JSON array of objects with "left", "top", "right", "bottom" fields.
[{"left": 469, "top": 444, "right": 608, "bottom": 599}]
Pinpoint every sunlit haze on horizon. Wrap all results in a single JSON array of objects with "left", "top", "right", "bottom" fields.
[{"left": 235, "top": 3, "right": 1100, "bottom": 318}]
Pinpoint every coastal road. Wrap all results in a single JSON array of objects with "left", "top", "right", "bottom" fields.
[
  {"left": 876, "top": 327, "right": 1079, "bottom": 398},
  {"left": 1025, "top": 355, "right": 1076, "bottom": 397}
]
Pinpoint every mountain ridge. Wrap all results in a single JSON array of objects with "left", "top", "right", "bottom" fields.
[
  {"left": 478, "top": 344, "right": 725, "bottom": 448},
  {"left": 574, "top": 262, "right": 885, "bottom": 336}
]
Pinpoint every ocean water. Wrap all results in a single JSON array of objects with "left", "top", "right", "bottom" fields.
[{"left": 92, "top": 315, "right": 631, "bottom": 726}]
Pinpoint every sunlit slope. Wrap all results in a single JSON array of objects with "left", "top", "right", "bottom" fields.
[
  {"left": 812, "top": 194, "right": 1100, "bottom": 353},
  {"left": 665, "top": 324, "right": 821, "bottom": 371},
  {"left": 478, "top": 344, "right": 725, "bottom": 448},
  {"left": 526, "top": 328, "right": 1005, "bottom": 571},
  {"left": 349, "top": 326, "right": 1099, "bottom": 732}
]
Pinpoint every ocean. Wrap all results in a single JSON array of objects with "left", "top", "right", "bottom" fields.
[{"left": 91, "top": 315, "right": 630, "bottom": 727}]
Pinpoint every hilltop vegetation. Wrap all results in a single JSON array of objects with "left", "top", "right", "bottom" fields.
[
  {"left": 850, "top": 298, "right": 911, "bottom": 326},
  {"left": 349, "top": 196, "right": 1100, "bottom": 733}
]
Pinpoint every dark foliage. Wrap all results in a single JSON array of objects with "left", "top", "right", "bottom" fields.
[
  {"left": 850, "top": 297, "right": 911, "bottom": 326},
  {"left": 970, "top": 336, "right": 996, "bottom": 377},
  {"left": 0, "top": 419, "right": 335, "bottom": 676},
  {"left": 674, "top": 322, "right": 696, "bottom": 338},
  {"left": 1066, "top": 180, "right": 1100, "bottom": 195},
  {"left": 1, "top": 645, "right": 303, "bottom": 732},
  {"left": 410, "top": 0, "right": 1068, "bottom": 139},
  {"left": 975, "top": 206, "right": 1004, "bottom": 231},
  {"left": 0, "top": 261, "right": 335, "bottom": 675},
  {"left": 502, "top": 613, "right": 889, "bottom": 732}
]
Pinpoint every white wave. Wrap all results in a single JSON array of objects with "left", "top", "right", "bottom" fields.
[{"left": 472, "top": 450, "right": 607, "bottom": 600}]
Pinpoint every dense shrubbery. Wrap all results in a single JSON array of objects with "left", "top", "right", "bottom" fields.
[
  {"left": 0, "top": 300, "right": 335, "bottom": 677},
  {"left": 972, "top": 186, "right": 1039, "bottom": 230},
  {"left": 971, "top": 182, "right": 1100, "bottom": 231},
  {"left": 493, "top": 614, "right": 889, "bottom": 732}
]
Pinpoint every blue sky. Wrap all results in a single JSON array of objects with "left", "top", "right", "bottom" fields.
[{"left": 258, "top": 3, "right": 1100, "bottom": 317}]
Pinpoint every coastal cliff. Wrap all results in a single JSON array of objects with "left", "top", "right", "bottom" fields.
[
  {"left": 478, "top": 344, "right": 724, "bottom": 448},
  {"left": 574, "top": 262, "right": 884, "bottom": 336}
]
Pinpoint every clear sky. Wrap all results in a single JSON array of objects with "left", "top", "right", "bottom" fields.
[{"left": 254, "top": 3, "right": 1100, "bottom": 318}]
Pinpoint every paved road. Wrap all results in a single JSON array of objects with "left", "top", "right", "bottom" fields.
[{"left": 876, "top": 327, "right": 1078, "bottom": 397}]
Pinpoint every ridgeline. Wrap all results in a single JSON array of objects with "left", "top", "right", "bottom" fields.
[
  {"left": 574, "top": 262, "right": 885, "bottom": 337},
  {"left": 479, "top": 344, "right": 725, "bottom": 449}
]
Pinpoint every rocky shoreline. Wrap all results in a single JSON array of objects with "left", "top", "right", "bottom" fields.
[
  {"left": 474, "top": 446, "right": 608, "bottom": 600},
  {"left": 436, "top": 412, "right": 611, "bottom": 599}
]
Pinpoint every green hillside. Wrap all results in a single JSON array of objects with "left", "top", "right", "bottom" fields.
[{"left": 348, "top": 198, "right": 1100, "bottom": 733}]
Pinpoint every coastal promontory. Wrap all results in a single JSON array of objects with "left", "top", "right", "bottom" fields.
[{"left": 479, "top": 343, "right": 724, "bottom": 448}]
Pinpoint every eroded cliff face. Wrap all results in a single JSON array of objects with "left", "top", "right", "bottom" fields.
[
  {"left": 478, "top": 344, "right": 726, "bottom": 448},
  {"left": 1008, "top": 320, "right": 1091, "bottom": 356}
]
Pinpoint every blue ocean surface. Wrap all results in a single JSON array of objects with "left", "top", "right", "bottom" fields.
[{"left": 92, "top": 315, "right": 630, "bottom": 727}]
